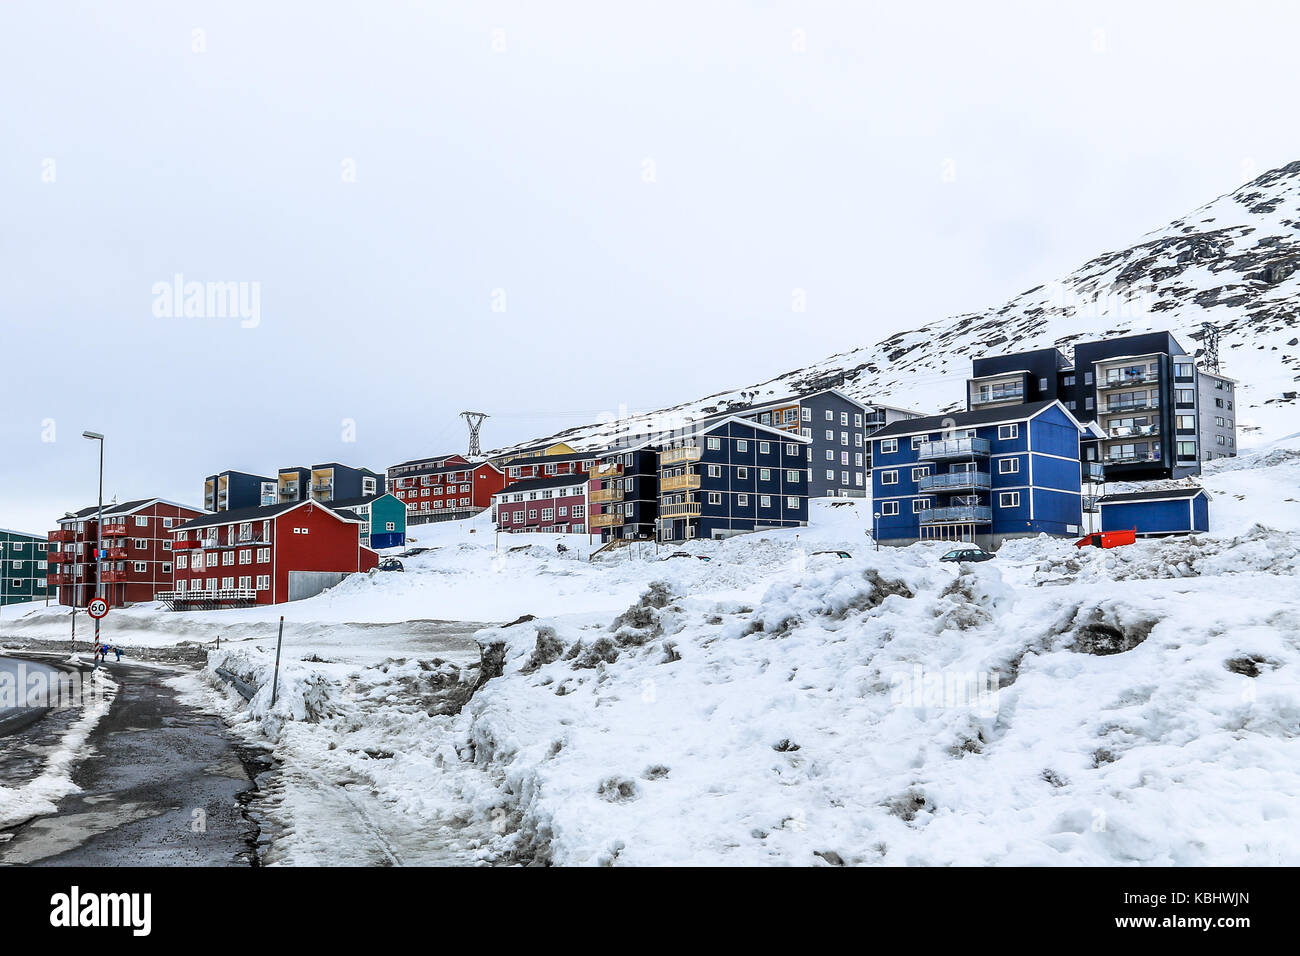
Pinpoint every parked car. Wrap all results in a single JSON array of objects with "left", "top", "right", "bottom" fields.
[
  {"left": 1074, "top": 529, "right": 1136, "bottom": 550},
  {"left": 939, "top": 547, "right": 995, "bottom": 563},
  {"left": 377, "top": 558, "right": 405, "bottom": 572},
  {"left": 812, "top": 550, "right": 852, "bottom": 559}
]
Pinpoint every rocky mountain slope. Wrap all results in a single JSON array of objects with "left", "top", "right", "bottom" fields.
[{"left": 499, "top": 162, "right": 1300, "bottom": 453}]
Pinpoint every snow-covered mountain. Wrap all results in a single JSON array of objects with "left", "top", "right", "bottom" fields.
[{"left": 497, "top": 162, "right": 1300, "bottom": 454}]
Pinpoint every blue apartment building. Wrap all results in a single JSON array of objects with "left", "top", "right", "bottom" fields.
[
  {"left": 656, "top": 418, "right": 811, "bottom": 542},
  {"left": 870, "top": 400, "right": 1089, "bottom": 548}
]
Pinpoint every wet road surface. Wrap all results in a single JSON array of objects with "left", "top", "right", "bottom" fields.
[{"left": 0, "top": 660, "right": 261, "bottom": 866}]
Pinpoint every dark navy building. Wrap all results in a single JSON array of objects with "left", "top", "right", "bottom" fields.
[
  {"left": 589, "top": 445, "right": 660, "bottom": 541},
  {"left": 204, "top": 470, "right": 277, "bottom": 512},
  {"left": 656, "top": 418, "right": 810, "bottom": 542},
  {"left": 696, "top": 388, "right": 918, "bottom": 499},
  {"left": 968, "top": 332, "right": 1218, "bottom": 482},
  {"left": 870, "top": 401, "right": 1089, "bottom": 548}
]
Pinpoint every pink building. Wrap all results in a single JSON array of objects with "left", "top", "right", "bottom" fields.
[{"left": 492, "top": 474, "right": 589, "bottom": 535}]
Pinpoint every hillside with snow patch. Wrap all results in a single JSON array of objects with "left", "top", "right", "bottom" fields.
[{"left": 493, "top": 163, "right": 1300, "bottom": 455}]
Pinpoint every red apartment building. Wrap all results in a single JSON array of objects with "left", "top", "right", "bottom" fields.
[
  {"left": 47, "top": 498, "right": 205, "bottom": 607},
  {"left": 388, "top": 458, "right": 506, "bottom": 525},
  {"left": 162, "top": 499, "right": 378, "bottom": 609},
  {"left": 492, "top": 474, "right": 590, "bottom": 534}
]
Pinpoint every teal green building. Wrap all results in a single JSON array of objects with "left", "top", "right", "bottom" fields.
[{"left": 1, "top": 528, "right": 51, "bottom": 607}]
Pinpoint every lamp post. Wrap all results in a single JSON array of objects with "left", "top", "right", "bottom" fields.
[
  {"left": 873, "top": 511, "right": 881, "bottom": 552},
  {"left": 83, "top": 431, "right": 105, "bottom": 648}
]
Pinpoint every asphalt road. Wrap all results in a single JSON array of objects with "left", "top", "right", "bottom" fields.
[{"left": 0, "top": 660, "right": 261, "bottom": 866}]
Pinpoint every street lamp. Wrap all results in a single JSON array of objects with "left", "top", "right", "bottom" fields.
[
  {"left": 873, "top": 511, "right": 882, "bottom": 552},
  {"left": 83, "top": 431, "right": 104, "bottom": 649}
]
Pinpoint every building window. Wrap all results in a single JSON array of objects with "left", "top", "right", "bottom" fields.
[
  {"left": 913, "top": 499, "right": 930, "bottom": 513},
  {"left": 760, "top": 495, "right": 771, "bottom": 508},
  {"left": 786, "top": 470, "right": 799, "bottom": 482},
  {"left": 133, "top": 561, "right": 147, "bottom": 572},
  {"left": 999, "top": 458, "right": 1019, "bottom": 474},
  {"left": 760, "top": 468, "right": 771, "bottom": 481},
  {"left": 911, "top": 467, "right": 929, "bottom": 481},
  {"left": 256, "top": 575, "right": 270, "bottom": 591},
  {"left": 998, "top": 424, "right": 1018, "bottom": 440},
  {"left": 881, "top": 501, "right": 899, "bottom": 516},
  {"left": 707, "top": 464, "right": 722, "bottom": 477},
  {"left": 759, "top": 441, "right": 770, "bottom": 454},
  {"left": 708, "top": 492, "right": 722, "bottom": 505},
  {"left": 738, "top": 494, "right": 749, "bottom": 506},
  {"left": 737, "top": 440, "right": 748, "bottom": 452},
  {"left": 786, "top": 496, "right": 798, "bottom": 508},
  {"left": 738, "top": 467, "right": 748, "bottom": 479},
  {"left": 998, "top": 492, "right": 1020, "bottom": 508},
  {"left": 707, "top": 437, "right": 721, "bottom": 450},
  {"left": 881, "top": 470, "right": 899, "bottom": 485},
  {"left": 880, "top": 439, "right": 898, "bottom": 455}
]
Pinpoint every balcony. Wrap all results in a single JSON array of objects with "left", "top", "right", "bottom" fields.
[
  {"left": 918, "top": 504, "right": 992, "bottom": 524},
  {"left": 172, "top": 539, "right": 201, "bottom": 549},
  {"left": 918, "top": 471, "right": 991, "bottom": 493},
  {"left": 1103, "top": 400, "right": 1160, "bottom": 415},
  {"left": 970, "top": 387, "right": 1024, "bottom": 406},
  {"left": 100, "top": 570, "right": 128, "bottom": 583},
  {"left": 1098, "top": 372, "right": 1158, "bottom": 389},
  {"left": 1106, "top": 424, "right": 1160, "bottom": 438},
  {"left": 1083, "top": 462, "right": 1105, "bottom": 482},
  {"left": 49, "top": 529, "right": 74, "bottom": 543},
  {"left": 659, "top": 473, "right": 701, "bottom": 493},
  {"left": 104, "top": 547, "right": 129, "bottom": 560},
  {"left": 916, "top": 437, "right": 991, "bottom": 461},
  {"left": 48, "top": 551, "right": 73, "bottom": 564},
  {"left": 311, "top": 481, "right": 334, "bottom": 493},
  {"left": 660, "top": 445, "right": 702, "bottom": 465},
  {"left": 660, "top": 501, "right": 702, "bottom": 519},
  {"left": 590, "top": 512, "right": 624, "bottom": 528},
  {"left": 590, "top": 487, "right": 624, "bottom": 504},
  {"left": 102, "top": 523, "right": 128, "bottom": 536},
  {"left": 1103, "top": 453, "right": 1160, "bottom": 465}
]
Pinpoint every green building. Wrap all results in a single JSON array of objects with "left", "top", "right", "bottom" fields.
[
  {"left": 1, "top": 528, "right": 51, "bottom": 607},
  {"left": 328, "top": 494, "right": 406, "bottom": 550}
]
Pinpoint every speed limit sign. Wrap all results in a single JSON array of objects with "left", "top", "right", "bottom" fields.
[{"left": 88, "top": 598, "right": 110, "bottom": 619}]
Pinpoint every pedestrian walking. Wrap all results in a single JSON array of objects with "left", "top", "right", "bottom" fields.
[{"left": 114, "top": 646, "right": 122, "bottom": 662}]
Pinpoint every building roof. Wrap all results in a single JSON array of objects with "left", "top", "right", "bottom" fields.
[
  {"left": 0, "top": 528, "right": 48, "bottom": 539},
  {"left": 393, "top": 459, "right": 504, "bottom": 479},
  {"left": 173, "top": 499, "right": 361, "bottom": 531},
  {"left": 492, "top": 474, "right": 590, "bottom": 497},
  {"left": 495, "top": 450, "right": 599, "bottom": 467},
  {"left": 310, "top": 462, "right": 383, "bottom": 474},
  {"left": 57, "top": 498, "right": 203, "bottom": 523},
  {"left": 388, "top": 453, "right": 470, "bottom": 470},
  {"left": 1099, "top": 487, "right": 1206, "bottom": 504},
  {"left": 698, "top": 386, "right": 870, "bottom": 421},
  {"left": 651, "top": 414, "right": 814, "bottom": 446},
  {"left": 868, "top": 400, "right": 1064, "bottom": 440},
  {"left": 208, "top": 470, "right": 274, "bottom": 482}
]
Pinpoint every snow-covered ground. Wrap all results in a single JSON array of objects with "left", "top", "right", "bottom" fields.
[{"left": 5, "top": 438, "right": 1298, "bottom": 865}]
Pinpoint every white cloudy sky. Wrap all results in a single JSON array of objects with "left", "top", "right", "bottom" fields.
[{"left": 3, "top": 0, "right": 1299, "bottom": 533}]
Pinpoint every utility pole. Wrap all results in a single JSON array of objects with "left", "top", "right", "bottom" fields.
[
  {"left": 460, "top": 411, "right": 489, "bottom": 458},
  {"left": 83, "top": 431, "right": 105, "bottom": 649}
]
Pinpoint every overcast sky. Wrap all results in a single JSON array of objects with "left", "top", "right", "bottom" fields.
[{"left": 3, "top": 0, "right": 1299, "bottom": 533}]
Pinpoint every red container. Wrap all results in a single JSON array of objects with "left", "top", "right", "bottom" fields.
[{"left": 1074, "top": 529, "right": 1137, "bottom": 550}]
